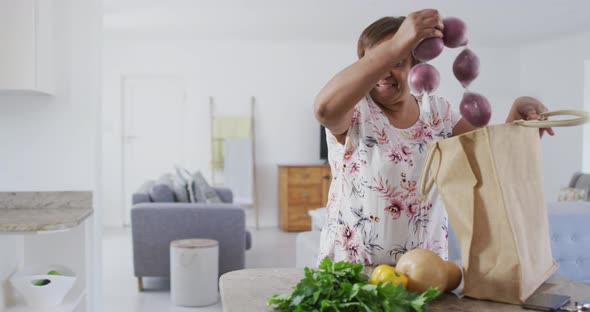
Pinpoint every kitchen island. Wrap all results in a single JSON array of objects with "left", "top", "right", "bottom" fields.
[{"left": 220, "top": 268, "right": 590, "bottom": 312}]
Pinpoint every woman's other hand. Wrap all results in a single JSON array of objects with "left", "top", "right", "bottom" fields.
[{"left": 506, "top": 96, "right": 555, "bottom": 137}]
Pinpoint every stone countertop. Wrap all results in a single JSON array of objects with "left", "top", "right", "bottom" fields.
[
  {"left": 220, "top": 268, "right": 590, "bottom": 312},
  {"left": 0, "top": 191, "right": 93, "bottom": 232}
]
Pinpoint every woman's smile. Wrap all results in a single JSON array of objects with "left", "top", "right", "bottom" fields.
[{"left": 376, "top": 81, "right": 399, "bottom": 89}]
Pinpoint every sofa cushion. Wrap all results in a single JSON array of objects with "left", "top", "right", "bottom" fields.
[
  {"left": 547, "top": 203, "right": 590, "bottom": 284},
  {"left": 558, "top": 187, "right": 588, "bottom": 202},
  {"left": 175, "top": 167, "right": 202, "bottom": 203},
  {"left": 133, "top": 181, "right": 155, "bottom": 204},
  {"left": 569, "top": 172, "right": 590, "bottom": 200},
  {"left": 149, "top": 183, "right": 175, "bottom": 203},
  {"left": 192, "top": 171, "right": 222, "bottom": 203},
  {"left": 160, "top": 173, "right": 190, "bottom": 203},
  {"left": 213, "top": 187, "right": 234, "bottom": 204},
  {"left": 172, "top": 176, "right": 190, "bottom": 203}
]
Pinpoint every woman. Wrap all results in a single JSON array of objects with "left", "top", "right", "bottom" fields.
[{"left": 314, "top": 9, "right": 553, "bottom": 266}]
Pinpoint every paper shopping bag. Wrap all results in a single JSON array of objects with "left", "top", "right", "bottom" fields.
[{"left": 419, "top": 110, "right": 588, "bottom": 304}]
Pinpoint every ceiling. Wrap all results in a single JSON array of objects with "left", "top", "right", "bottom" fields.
[{"left": 102, "top": 0, "right": 590, "bottom": 46}]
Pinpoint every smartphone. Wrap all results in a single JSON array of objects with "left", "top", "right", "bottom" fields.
[{"left": 522, "top": 293, "right": 571, "bottom": 311}]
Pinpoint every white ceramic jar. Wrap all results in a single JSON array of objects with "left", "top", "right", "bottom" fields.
[{"left": 170, "top": 239, "right": 219, "bottom": 307}]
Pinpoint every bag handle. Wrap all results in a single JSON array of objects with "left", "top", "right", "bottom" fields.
[
  {"left": 513, "top": 110, "right": 589, "bottom": 128},
  {"left": 419, "top": 143, "right": 439, "bottom": 196}
]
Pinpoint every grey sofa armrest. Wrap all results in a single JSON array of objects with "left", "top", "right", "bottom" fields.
[
  {"left": 131, "top": 202, "right": 247, "bottom": 277},
  {"left": 245, "top": 231, "right": 252, "bottom": 250},
  {"left": 132, "top": 192, "right": 150, "bottom": 205},
  {"left": 213, "top": 187, "right": 233, "bottom": 203}
]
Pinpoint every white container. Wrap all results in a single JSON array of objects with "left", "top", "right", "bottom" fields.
[
  {"left": 10, "top": 264, "right": 76, "bottom": 308},
  {"left": 170, "top": 239, "right": 219, "bottom": 307},
  {"left": 308, "top": 207, "right": 326, "bottom": 231}
]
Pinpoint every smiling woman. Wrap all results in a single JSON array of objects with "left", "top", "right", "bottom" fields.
[
  {"left": 313, "top": 9, "right": 556, "bottom": 267},
  {"left": 314, "top": 11, "right": 460, "bottom": 266}
]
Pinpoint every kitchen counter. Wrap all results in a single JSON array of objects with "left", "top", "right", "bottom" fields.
[
  {"left": 220, "top": 268, "right": 590, "bottom": 312},
  {"left": 0, "top": 191, "right": 93, "bottom": 232}
]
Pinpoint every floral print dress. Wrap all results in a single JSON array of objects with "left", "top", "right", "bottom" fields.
[{"left": 318, "top": 95, "right": 461, "bottom": 266}]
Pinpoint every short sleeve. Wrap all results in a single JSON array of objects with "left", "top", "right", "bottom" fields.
[
  {"left": 436, "top": 96, "right": 462, "bottom": 131},
  {"left": 326, "top": 98, "right": 366, "bottom": 166}
]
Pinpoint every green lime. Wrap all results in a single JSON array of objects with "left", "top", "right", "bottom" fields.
[
  {"left": 33, "top": 279, "right": 51, "bottom": 286},
  {"left": 47, "top": 270, "right": 61, "bottom": 276}
]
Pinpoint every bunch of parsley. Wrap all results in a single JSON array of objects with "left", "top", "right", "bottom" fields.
[{"left": 268, "top": 257, "right": 439, "bottom": 312}]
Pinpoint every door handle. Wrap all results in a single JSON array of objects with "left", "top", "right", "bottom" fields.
[{"left": 124, "top": 135, "right": 139, "bottom": 143}]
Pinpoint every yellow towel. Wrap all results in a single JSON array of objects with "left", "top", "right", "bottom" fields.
[
  {"left": 213, "top": 116, "right": 252, "bottom": 137},
  {"left": 211, "top": 116, "right": 252, "bottom": 169}
]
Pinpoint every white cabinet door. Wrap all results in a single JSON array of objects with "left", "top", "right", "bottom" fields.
[
  {"left": 0, "top": 0, "right": 52, "bottom": 94},
  {"left": 35, "top": 0, "right": 53, "bottom": 94},
  {"left": 0, "top": 0, "right": 36, "bottom": 91}
]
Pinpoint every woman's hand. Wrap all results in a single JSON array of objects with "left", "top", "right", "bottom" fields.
[
  {"left": 392, "top": 9, "right": 444, "bottom": 54},
  {"left": 506, "top": 96, "right": 555, "bottom": 137}
]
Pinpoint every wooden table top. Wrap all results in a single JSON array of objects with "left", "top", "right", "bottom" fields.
[{"left": 220, "top": 268, "right": 590, "bottom": 312}]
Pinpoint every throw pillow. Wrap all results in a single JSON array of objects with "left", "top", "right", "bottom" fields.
[
  {"left": 149, "top": 183, "right": 175, "bottom": 203},
  {"left": 159, "top": 173, "right": 189, "bottom": 203},
  {"left": 172, "top": 176, "right": 190, "bottom": 203},
  {"left": 175, "top": 166, "right": 201, "bottom": 203},
  {"left": 132, "top": 180, "right": 155, "bottom": 204},
  {"left": 190, "top": 175, "right": 208, "bottom": 203},
  {"left": 557, "top": 187, "right": 589, "bottom": 202},
  {"left": 192, "top": 171, "right": 223, "bottom": 203}
]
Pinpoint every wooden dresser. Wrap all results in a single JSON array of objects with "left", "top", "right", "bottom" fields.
[{"left": 278, "top": 164, "right": 331, "bottom": 232}]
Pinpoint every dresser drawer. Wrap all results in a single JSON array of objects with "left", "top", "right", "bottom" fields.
[
  {"left": 287, "top": 205, "right": 312, "bottom": 229},
  {"left": 288, "top": 186, "right": 323, "bottom": 206},
  {"left": 287, "top": 167, "right": 323, "bottom": 185},
  {"left": 278, "top": 164, "right": 331, "bottom": 232}
]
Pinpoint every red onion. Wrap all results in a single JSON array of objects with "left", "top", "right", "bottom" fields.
[
  {"left": 453, "top": 48, "right": 479, "bottom": 88},
  {"left": 408, "top": 63, "right": 440, "bottom": 95},
  {"left": 459, "top": 92, "right": 491, "bottom": 127},
  {"left": 413, "top": 37, "right": 444, "bottom": 62},
  {"left": 443, "top": 17, "right": 468, "bottom": 48}
]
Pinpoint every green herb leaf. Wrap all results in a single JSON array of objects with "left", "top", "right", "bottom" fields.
[{"left": 267, "top": 257, "right": 441, "bottom": 311}]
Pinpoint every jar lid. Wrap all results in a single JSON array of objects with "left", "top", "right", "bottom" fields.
[{"left": 171, "top": 239, "right": 219, "bottom": 249}]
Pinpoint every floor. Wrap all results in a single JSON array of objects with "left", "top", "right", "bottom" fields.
[{"left": 102, "top": 226, "right": 299, "bottom": 312}]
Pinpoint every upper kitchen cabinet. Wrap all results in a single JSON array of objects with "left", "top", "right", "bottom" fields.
[{"left": 0, "top": 0, "right": 53, "bottom": 95}]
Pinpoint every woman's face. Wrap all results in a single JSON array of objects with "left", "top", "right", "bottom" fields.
[{"left": 365, "top": 38, "right": 413, "bottom": 107}]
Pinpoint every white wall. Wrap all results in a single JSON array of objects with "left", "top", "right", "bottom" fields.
[
  {"left": 102, "top": 38, "right": 520, "bottom": 228},
  {"left": 584, "top": 61, "right": 590, "bottom": 173},
  {"left": 0, "top": 0, "right": 101, "bottom": 309},
  {"left": 519, "top": 31, "right": 590, "bottom": 199}
]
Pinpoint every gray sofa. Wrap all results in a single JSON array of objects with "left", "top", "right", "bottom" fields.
[{"left": 131, "top": 187, "right": 252, "bottom": 291}]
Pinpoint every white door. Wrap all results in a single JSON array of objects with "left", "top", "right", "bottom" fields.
[
  {"left": 122, "top": 76, "right": 186, "bottom": 225},
  {"left": 584, "top": 61, "right": 590, "bottom": 173}
]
